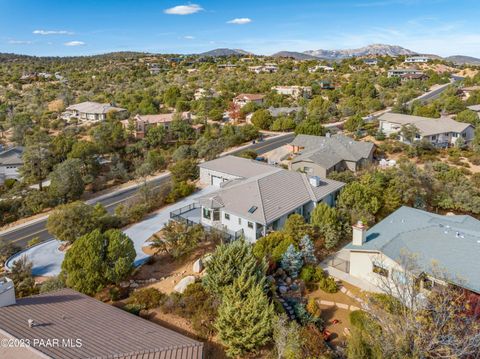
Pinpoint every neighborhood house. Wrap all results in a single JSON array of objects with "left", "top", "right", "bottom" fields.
[
  {"left": 328, "top": 206, "right": 480, "bottom": 297},
  {"left": 289, "top": 134, "right": 375, "bottom": 177},
  {"left": 0, "top": 146, "right": 23, "bottom": 185},
  {"left": 378, "top": 112, "right": 474, "bottom": 147},
  {"left": 233, "top": 93, "right": 265, "bottom": 108},
  {"left": 272, "top": 86, "right": 312, "bottom": 99},
  {"left": 404, "top": 56, "right": 430, "bottom": 63},
  {"left": 121, "top": 112, "right": 191, "bottom": 138},
  {"left": 0, "top": 286, "right": 203, "bottom": 359},
  {"left": 387, "top": 68, "right": 424, "bottom": 78},
  {"left": 62, "top": 101, "right": 127, "bottom": 123},
  {"left": 176, "top": 156, "right": 345, "bottom": 242}
]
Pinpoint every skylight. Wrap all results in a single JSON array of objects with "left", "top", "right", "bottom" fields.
[{"left": 248, "top": 206, "right": 258, "bottom": 214}]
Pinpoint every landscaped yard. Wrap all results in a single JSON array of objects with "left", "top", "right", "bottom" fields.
[{"left": 307, "top": 282, "right": 366, "bottom": 347}]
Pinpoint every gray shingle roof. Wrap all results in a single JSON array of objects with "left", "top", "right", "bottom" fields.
[
  {"left": 0, "top": 146, "right": 23, "bottom": 166},
  {"left": 379, "top": 113, "right": 472, "bottom": 136},
  {"left": 290, "top": 134, "right": 374, "bottom": 169},
  {"left": 0, "top": 288, "right": 203, "bottom": 359},
  {"left": 344, "top": 206, "right": 480, "bottom": 294},
  {"left": 198, "top": 166, "right": 344, "bottom": 225}
]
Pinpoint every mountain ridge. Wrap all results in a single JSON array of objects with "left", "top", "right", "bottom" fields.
[{"left": 303, "top": 43, "right": 416, "bottom": 59}]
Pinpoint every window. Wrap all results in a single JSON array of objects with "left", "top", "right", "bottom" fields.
[
  {"left": 213, "top": 209, "right": 220, "bottom": 221},
  {"left": 202, "top": 208, "right": 211, "bottom": 220},
  {"left": 432, "top": 135, "right": 437, "bottom": 140},
  {"left": 248, "top": 221, "right": 254, "bottom": 229},
  {"left": 372, "top": 264, "right": 388, "bottom": 277},
  {"left": 238, "top": 218, "right": 242, "bottom": 225},
  {"left": 224, "top": 213, "right": 230, "bottom": 220}
]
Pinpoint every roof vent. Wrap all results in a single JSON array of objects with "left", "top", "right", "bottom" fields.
[
  {"left": 309, "top": 176, "right": 322, "bottom": 187},
  {"left": 28, "top": 319, "right": 35, "bottom": 328}
]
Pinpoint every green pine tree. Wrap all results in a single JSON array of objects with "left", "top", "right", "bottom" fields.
[
  {"left": 215, "top": 276, "right": 274, "bottom": 357},
  {"left": 203, "top": 240, "right": 265, "bottom": 295}
]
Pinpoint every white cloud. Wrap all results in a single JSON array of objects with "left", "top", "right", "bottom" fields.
[
  {"left": 164, "top": 4, "right": 203, "bottom": 15},
  {"left": 33, "top": 30, "right": 74, "bottom": 35},
  {"left": 64, "top": 41, "right": 85, "bottom": 46},
  {"left": 184, "top": 35, "right": 195, "bottom": 40},
  {"left": 8, "top": 40, "right": 32, "bottom": 44},
  {"left": 227, "top": 18, "right": 252, "bottom": 25}
]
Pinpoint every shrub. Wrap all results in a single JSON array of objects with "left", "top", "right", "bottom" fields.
[
  {"left": 349, "top": 310, "right": 373, "bottom": 330},
  {"left": 39, "top": 276, "right": 66, "bottom": 294},
  {"left": 27, "top": 237, "right": 41, "bottom": 248},
  {"left": 299, "top": 265, "right": 316, "bottom": 282},
  {"left": 300, "top": 265, "right": 326, "bottom": 283},
  {"left": 369, "top": 293, "right": 403, "bottom": 314},
  {"left": 306, "top": 297, "right": 322, "bottom": 318},
  {"left": 253, "top": 231, "right": 294, "bottom": 262},
  {"left": 319, "top": 276, "right": 338, "bottom": 293},
  {"left": 109, "top": 287, "right": 121, "bottom": 301},
  {"left": 123, "top": 303, "right": 142, "bottom": 315},
  {"left": 128, "top": 288, "right": 165, "bottom": 310},
  {"left": 165, "top": 181, "right": 195, "bottom": 203}
]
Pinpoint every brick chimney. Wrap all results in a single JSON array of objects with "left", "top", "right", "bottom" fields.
[{"left": 352, "top": 221, "right": 367, "bottom": 246}]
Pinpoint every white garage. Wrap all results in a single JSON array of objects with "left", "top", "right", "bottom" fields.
[
  {"left": 198, "top": 155, "right": 278, "bottom": 187},
  {"left": 211, "top": 175, "right": 224, "bottom": 186}
]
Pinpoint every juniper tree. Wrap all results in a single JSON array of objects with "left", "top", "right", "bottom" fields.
[
  {"left": 62, "top": 229, "right": 135, "bottom": 295},
  {"left": 215, "top": 276, "right": 274, "bottom": 357},
  {"left": 203, "top": 239, "right": 265, "bottom": 295}
]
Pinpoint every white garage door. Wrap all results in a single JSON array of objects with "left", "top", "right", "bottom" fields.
[{"left": 211, "top": 175, "right": 224, "bottom": 186}]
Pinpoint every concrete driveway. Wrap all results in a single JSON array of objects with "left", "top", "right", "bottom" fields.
[{"left": 5, "top": 186, "right": 217, "bottom": 277}]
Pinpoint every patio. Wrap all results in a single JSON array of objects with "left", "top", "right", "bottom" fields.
[{"left": 170, "top": 203, "right": 243, "bottom": 241}]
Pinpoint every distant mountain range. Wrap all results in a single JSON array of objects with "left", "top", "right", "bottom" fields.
[
  {"left": 2, "top": 44, "right": 480, "bottom": 65},
  {"left": 304, "top": 43, "right": 415, "bottom": 59},
  {"left": 444, "top": 55, "right": 480, "bottom": 65},
  {"left": 199, "top": 48, "right": 252, "bottom": 57},
  {"left": 199, "top": 44, "right": 480, "bottom": 65},
  {"left": 270, "top": 51, "right": 319, "bottom": 60}
]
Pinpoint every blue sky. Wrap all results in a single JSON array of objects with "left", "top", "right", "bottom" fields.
[{"left": 1, "top": 0, "right": 479, "bottom": 57}]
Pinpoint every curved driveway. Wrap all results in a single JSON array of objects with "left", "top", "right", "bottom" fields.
[{"left": 5, "top": 186, "right": 217, "bottom": 276}]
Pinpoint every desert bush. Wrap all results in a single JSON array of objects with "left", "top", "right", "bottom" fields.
[{"left": 128, "top": 288, "right": 165, "bottom": 310}]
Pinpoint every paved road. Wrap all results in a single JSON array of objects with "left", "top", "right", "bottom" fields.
[
  {"left": 0, "top": 133, "right": 295, "bottom": 248},
  {"left": 407, "top": 76, "right": 463, "bottom": 106}
]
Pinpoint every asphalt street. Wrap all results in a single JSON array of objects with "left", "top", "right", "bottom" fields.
[{"left": 0, "top": 133, "right": 296, "bottom": 248}]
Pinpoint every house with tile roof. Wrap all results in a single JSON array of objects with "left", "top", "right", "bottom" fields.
[
  {"left": 328, "top": 206, "right": 480, "bottom": 295},
  {"left": 0, "top": 146, "right": 23, "bottom": 185},
  {"left": 378, "top": 112, "right": 474, "bottom": 147},
  {"left": 192, "top": 155, "right": 345, "bottom": 242},
  {"left": 233, "top": 93, "right": 265, "bottom": 108},
  {"left": 0, "top": 287, "right": 204, "bottom": 359},
  {"left": 289, "top": 134, "right": 375, "bottom": 178}
]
